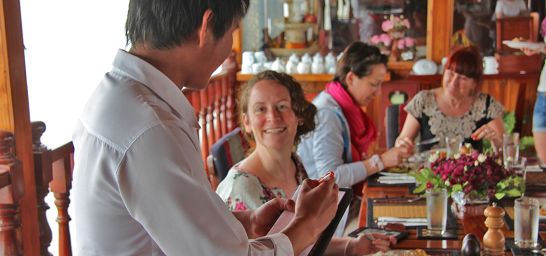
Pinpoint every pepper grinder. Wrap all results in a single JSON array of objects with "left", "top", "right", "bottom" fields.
[{"left": 483, "top": 203, "right": 506, "bottom": 256}]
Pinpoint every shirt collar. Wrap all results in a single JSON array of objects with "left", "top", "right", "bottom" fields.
[{"left": 112, "top": 49, "right": 198, "bottom": 127}]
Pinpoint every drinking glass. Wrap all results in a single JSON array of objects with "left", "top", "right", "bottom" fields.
[
  {"left": 445, "top": 136, "right": 462, "bottom": 157},
  {"left": 503, "top": 133, "right": 520, "bottom": 168},
  {"left": 514, "top": 197, "right": 540, "bottom": 249},
  {"left": 426, "top": 189, "right": 448, "bottom": 235}
]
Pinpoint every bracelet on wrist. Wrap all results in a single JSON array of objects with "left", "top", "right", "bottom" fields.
[{"left": 370, "top": 154, "right": 385, "bottom": 171}]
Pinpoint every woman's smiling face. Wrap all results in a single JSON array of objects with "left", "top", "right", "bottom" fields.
[{"left": 243, "top": 80, "right": 299, "bottom": 150}]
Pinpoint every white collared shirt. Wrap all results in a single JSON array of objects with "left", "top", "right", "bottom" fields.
[{"left": 72, "top": 49, "right": 293, "bottom": 255}]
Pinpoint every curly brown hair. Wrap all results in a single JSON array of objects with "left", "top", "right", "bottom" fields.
[{"left": 238, "top": 70, "right": 317, "bottom": 145}]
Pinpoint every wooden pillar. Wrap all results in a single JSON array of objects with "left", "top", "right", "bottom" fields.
[
  {"left": 427, "top": 0, "right": 454, "bottom": 62},
  {"left": 0, "top": 0, "right": 41, "bottom": 254}
]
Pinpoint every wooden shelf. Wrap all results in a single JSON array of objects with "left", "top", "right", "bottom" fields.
[{"left": 237, "top": 72, "right": 334, "bottom": 82}]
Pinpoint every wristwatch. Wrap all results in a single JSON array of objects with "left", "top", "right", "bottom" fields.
[{"left": 370, "top": 154, "right": 385, "bottom": 171}]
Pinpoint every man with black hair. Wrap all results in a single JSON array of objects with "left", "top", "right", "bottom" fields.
[{"left": 72, "top": 0, "right": 338, "bottom": 255}]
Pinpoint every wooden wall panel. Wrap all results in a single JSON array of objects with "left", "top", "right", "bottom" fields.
[
  {"left": 427, "top": 0, "right": 454, "bottom": 62},
  {"left": 0, "top": 0, "right": 41, "bottom": 255}
]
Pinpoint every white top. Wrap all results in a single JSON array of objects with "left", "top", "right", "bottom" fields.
[
  {"left": 72, "top": 49, "right": 294, "bottom": 255},
  {"left": 494, "top": 0, "right": 527, "bottom": 18},
  {"left": 297, "top": 92, "right": 368, "bottom": 188}
]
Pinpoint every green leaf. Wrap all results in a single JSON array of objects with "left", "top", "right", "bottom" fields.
[
  {"left": 495, "top": 192, "right": 506, "bottom": 200},
  {"left": 413, "top": 183, "right": 426, "bottom": 194},
  {"left": 504, "top": 112, "right": 515, "bottom": 134},
  {"left": 506, "top": 189, "right": 522, "bottom": 197},
  {"left": 452, "top": 184, "right": 463, "bottom": 192},
  {"left": 496, "top": 180, "right": 508, "bottom": 190},
  {"left": 520, "top": 136, "right": 534, "bottom": 151}
]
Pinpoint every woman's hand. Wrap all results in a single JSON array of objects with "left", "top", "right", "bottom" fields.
[
  {"left": 471, "top": 124, "right": 502, "bottom": 147},
  {"left": 521, "top": 47, "right": 542, "bottom": 56},
  {"left": 395, "top": 137, "right": 415, "bottom": 149},
  {"left": 346, "top": 233, "right": 397, "bottom": 256},
  {"left": 381, "top": 145, "right": 413, "bottom": 169}
]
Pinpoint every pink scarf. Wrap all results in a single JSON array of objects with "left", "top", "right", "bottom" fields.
[{"left": 326, "top": 81, "right": 377, "bottom": 160}]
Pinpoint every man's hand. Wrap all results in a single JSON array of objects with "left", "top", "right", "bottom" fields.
[
  {"left": 249, "top": 198, "right": 295, "bottom": 238},
  {"left": 282, "top": 177, "right": 338, "bottom": 255}
]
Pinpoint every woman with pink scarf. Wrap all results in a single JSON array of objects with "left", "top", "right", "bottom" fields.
[{"left": 297, "top": 42, "right": 412, "bottom": 190}]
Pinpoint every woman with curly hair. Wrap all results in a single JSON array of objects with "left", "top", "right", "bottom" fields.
[{"left": 217, "top": 70, "right": 395, "bottom": 255}]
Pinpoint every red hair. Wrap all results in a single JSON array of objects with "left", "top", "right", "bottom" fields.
[{"left": 445, "top": 46, "right": 483, "bottom": 81}]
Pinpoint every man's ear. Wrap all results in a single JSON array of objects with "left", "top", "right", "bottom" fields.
[{"left": 198, "top": 9, "right": 213, "bottom": 48}]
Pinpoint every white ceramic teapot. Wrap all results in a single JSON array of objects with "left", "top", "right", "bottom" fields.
[
  {"left": 482, "top": 56, "right": 499, "bottom": 75},
  {"left": 271, "top": 58, "right": 286, "bottom": 73},
  {"left": 311, "top": 55, "right": 325, "bottom": 74}
]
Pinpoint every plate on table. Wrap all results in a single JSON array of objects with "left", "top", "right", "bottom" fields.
[
  {"left": 385, "top": 166, "right": 411, "bottom": 173},
  {"left": 502, "top": 40, "right": 545, "bottom": 50}
]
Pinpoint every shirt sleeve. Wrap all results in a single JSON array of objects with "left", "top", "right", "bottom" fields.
[
  {"left": 117, "top": 124, "right": 293, "bottom": 256},
  {"left": 308, "top": 108, "right": 367, "bottom": 188},
  {"left": 405, "top": 91, "right": 426, "bottom": 120},
  {"left": 216, "top": 169, "right": 267, "bottom": 211}
]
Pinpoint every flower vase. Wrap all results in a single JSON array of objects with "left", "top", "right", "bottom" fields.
[
  {"left": 388, "top": 30, "right": 405, "bottom": 40},
  {"left": 400, "top": 50, "right": 416, "bottom": 61},
  {"left": 451, "top": 191, "right": 490, "bottom": 219}
]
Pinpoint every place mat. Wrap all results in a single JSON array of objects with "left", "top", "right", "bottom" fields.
[
  {"left": 373, "top": 204, "right": 426, "bottom": 218},
  {"left": 368, "top": 198, "right": 458, "bottom": 230}
]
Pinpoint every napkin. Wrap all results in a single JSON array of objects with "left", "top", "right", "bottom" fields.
[
  {"left": 377, "top": 173, "right": 416, "bottom": 184},
  {"left": 377, "top": 217, "right": 427, "bottom": 227}
]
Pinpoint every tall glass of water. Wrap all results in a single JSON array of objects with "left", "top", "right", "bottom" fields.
[
  {"left": 514, "top": 197, "right": 539, "bottom": 249},
  {"left": 445, "top": 136, "right": 462, "bottom": 157},
  {"left": 503, "top": 133, "right": 520, "bottom": 168},
  {"left": 426, "top": 189, "right": 447, "bottom": 235}
]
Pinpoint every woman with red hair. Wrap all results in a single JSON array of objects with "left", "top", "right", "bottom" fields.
[{"left": 396, "top": 46, "right": 504, "bottom": 152}]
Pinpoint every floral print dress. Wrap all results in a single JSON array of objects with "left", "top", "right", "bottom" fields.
[{"left": 216, "top": 154, "right": 308, "bottom": 211}]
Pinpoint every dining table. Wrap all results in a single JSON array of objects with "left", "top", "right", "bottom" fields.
[{"left": 357, "top": 171, "right": 546, "bottom": 255}]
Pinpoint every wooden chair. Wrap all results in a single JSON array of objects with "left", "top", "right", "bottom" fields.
[
  {"left": 377, "top": 80, "right": 419, "bottom": 150},
  {"left": 496, "top": 12, "right": 539, "bottom": 54},
  {"left": 206, "top": 128, "right": 249, "bottom": 189},
  {"left": 385, "top": 104, "right": 408, "bottom": 149}
]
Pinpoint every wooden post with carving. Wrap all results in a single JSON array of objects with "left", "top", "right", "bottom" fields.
[
  {"left": 47, "top": 142, "right": 74, "bottom": 256},
  {"left": 0, "top": 131, "right": 24, "bottom": 256},
  {"left": 31, "top": 121, "right": 53, "bottom": 256}
]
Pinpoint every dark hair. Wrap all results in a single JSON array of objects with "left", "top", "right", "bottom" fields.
[
  {"left": 238, "top": 70, "right": 317, "bottom": 145},
  {"left": 445, "top": 46, "right": 483, "bottom": 81},
  {"left": 126, "top": 0, "right": 249, "bottom": 49},
  {"left": 335, "top": 41, "right": 388, "bottom": 87}
]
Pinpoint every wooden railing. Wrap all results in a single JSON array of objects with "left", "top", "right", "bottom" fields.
[
  {"left": 32, "top": 122, "right": 74, "bottom": 256},
  {"left": 184, "top": 56, "right": 240, "bottom": 185},
  {"left": 0, "top": 131, "right": 24, "bottom": 256}
]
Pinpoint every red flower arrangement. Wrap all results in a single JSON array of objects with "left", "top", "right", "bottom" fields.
[{"left": 410, "top": 144, "right": 524, "bottom": 204}]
